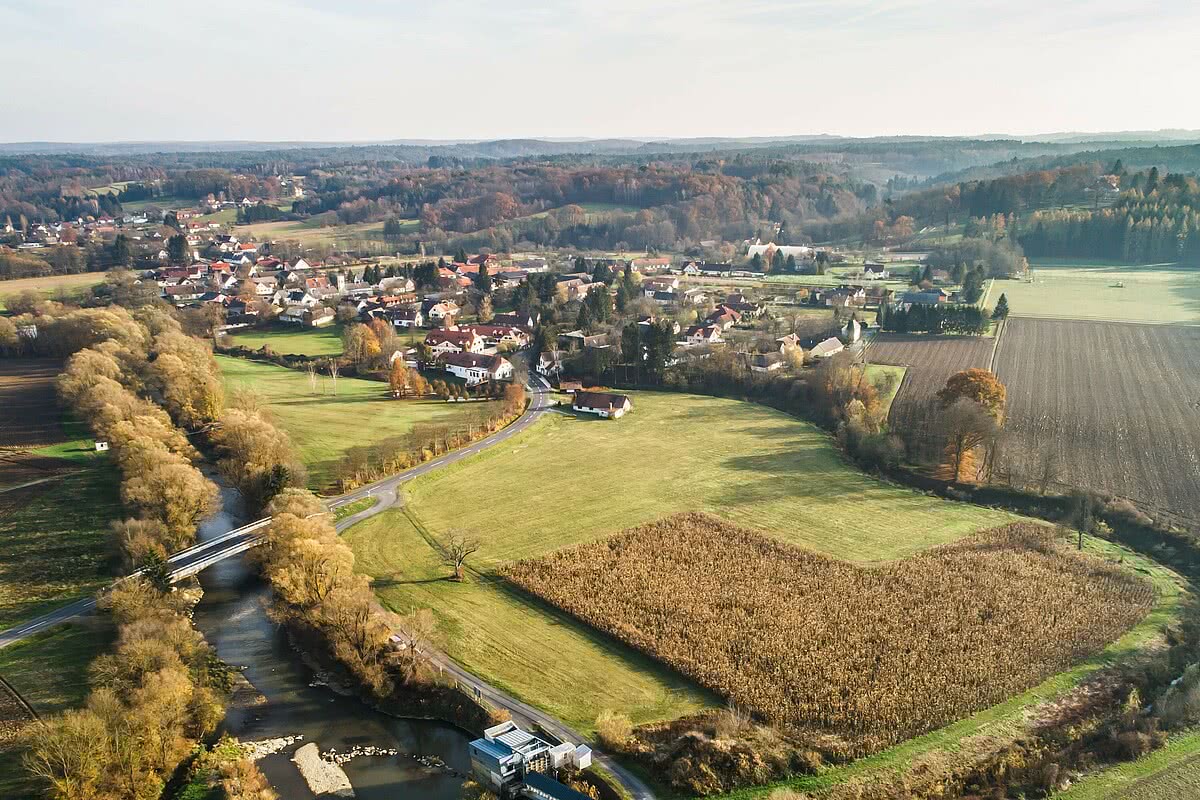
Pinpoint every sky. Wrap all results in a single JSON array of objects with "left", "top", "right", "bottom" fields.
[{"left": 3, "top": 0, "right": 1200, "bottom": 143}]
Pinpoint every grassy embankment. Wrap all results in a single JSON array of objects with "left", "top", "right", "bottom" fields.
[
  {"left": 216, "top": 355, "right": 472, "bottom": 490},
  {"left": 1053, "top": 729, "right": 1200, "bottom": 799},
  {"left": 862, "top": 363, "right": 906, "bottom": 418},
  {"left": 345, "top": 391, "right": 1014, "bottom": 734},
  {"left": 984, "top": 259, "right": 1200, "bottom": 324}
]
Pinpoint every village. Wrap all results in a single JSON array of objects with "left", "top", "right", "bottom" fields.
[{"left": 54, "top": 202, "right": 995, "bottom": 421}]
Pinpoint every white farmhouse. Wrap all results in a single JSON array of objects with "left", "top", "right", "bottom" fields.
[{"left": 572, "top": 390, "right": 632, "bottom": 419}]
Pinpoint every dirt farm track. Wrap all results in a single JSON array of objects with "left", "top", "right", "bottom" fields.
[{"left": 993, "top": 318, "right": 1200, "bottom": 520}]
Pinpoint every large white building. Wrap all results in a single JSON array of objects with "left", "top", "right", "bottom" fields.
[
  {"left": 746, "top": 243, "right": 813, "bottom": 259},
  {"left": 441, "top": 352, "right": 513, "bottom": 385}
]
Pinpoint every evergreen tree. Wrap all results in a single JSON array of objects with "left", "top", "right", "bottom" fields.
[
  {"left": 992, "top": 293, "right": 1010, "bottom": 319},
  {"left": 920, "top": 264, "right": 934, "bottom": 284},
  {"left": 110, "top": 234, "right": 133, "bottom": 267},
  {"left": 575, "top": 255, "right": 587, "bottom": 273},
  {"left": 750, "top": 253, "right": 764, "bottom": 273},
  {"left": 576, "top": 299, "right": 593, "bottom": 330},
  {"left": 455, "top": 248, "right": 468, "bottom": 264},
  {"left": 167, "top": 234, "right": 190, "bottom": 265},
  {"left": 785, "top": 254, "right": 797, "bottom": 274},
  {"left": 616, "top": 282, "right": 629, "bottom": 313},
  {"left": 770, "top": 249, "right": 785, "bottom": 274},
  {"left": 588, "top": 285, "right": 611, "bottom": 322},
  {"left": 475, "top": 263, "right": 492, "bottom": 294}
]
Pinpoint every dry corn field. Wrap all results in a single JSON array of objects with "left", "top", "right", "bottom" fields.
[
  {"left": 864, "top": 334, "right": 997, "bottom": 459},
  {"left": 993, "top": 319, "right": 1200, "bottom": 521},
  {"left": 505, "top": 514, "right": 1154, "bottom": 754}
]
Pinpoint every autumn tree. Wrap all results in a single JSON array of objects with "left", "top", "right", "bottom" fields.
[
  {"left": 210, "top": 408, "right": 306, "bottom": 511},
  {"left": 937, "top": 368, "right": 1006, "bottom": 419},
  {"left": 389, "top": 358, "right": 409, "bottom": 397},
  {"left": 342, "top": 323, "right": 381, "bottom": 369},
  {"left": 939, "top": 398, "right": 1001, "bottom": 482}
]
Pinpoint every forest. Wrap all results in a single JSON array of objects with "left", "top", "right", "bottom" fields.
[{"left": 5, "top": 140, "right": 1200, "bottom": 261}]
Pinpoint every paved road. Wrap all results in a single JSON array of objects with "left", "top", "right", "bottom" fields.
[{"left": 328, "top": 373, "right": 554, "bottom": 525}]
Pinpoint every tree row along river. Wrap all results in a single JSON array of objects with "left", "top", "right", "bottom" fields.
[{"left": 192, "top": 475, "right": 469, "bottom": 798}]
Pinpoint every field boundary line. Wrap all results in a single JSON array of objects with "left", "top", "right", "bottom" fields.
[
  {"left": 988, "top": 319, "right": 1005, "bottom": 373},
  {"left": 1008, "top": 313, "right": 1200, "bottom": 327}
]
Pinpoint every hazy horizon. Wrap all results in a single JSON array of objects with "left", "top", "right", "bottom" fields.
[{"left": 3, "top": 0, "right": 1199, "bottom": 142}]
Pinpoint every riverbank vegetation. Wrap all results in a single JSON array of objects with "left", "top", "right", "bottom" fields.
[
  {"left": 22, "top": 578, "right": 228, "bottom": 799},
  {"left": 55, "top": 307, "right": 221, "bottom": 566},
  {"left": 257, "top": 491, "right": 502, "bottom": 734}
]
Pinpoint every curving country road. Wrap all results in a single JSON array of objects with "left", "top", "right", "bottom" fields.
[{"left": 0, "top": 373, "right": 657, "bottom": 797}]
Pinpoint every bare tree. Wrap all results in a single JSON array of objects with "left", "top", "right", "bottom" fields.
[
  {"left": 327, "top": 360, "right": 340, "bottom": 396},
  {"left": 1037, "top": 448, "right": 1060, "bottom": 495},
  {"left": 443, "top": 532, "right": 480, "bottom": 581},
  {"left": 307, "top": 362, "right": 319, "bottom": 395}
]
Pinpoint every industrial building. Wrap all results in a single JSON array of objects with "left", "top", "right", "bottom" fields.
[{"left": 469, "top": 721, "right": 593, "bottom": 799}]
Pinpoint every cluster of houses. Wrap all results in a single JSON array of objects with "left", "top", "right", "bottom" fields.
[
  {"left": 682, "top": 293, "right": 766, "bottom": 346},
  {"left": 2, "top": 178, "right": 306, "bottom": 251},
  {"left": 420, "top": 319, "right": 533, "bottom": 385},
  {"left": 2, "top": 212, "right": 182, "bottom": 251},
  {"left": 150, "top": 249, "right": 362, "bottom": 327}
]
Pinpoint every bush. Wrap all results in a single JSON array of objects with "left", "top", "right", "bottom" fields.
[{"left": 596, "top": 709, "right": 633, "bottom": 749}]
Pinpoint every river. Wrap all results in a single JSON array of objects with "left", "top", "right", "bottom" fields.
[{"left": 191, "top": 481, "right": 470, "bottom": 799}]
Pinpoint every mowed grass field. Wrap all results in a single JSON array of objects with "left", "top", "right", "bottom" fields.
[
  {"left": 216, "top": 355, "right": 471, "bottom": 490},
  {"left": 0, "top": 272, "right": 106, "bottom": 308},
  {"left": 227, "top": 324, "right": 347, "bottom": 356},
  {"left": 984, "top": 261, "right": 1200, "bottom": 324},
  {"left": 399, "top": 392, "right": 1011, "bottom": 567},
  {"left": 225, "top": 324, "right": 427, "bottom": 357},
  {"left": 236, "top": 218, "right": 415, "bottom": 246},
  {"left": 346, "top": 392, "right": 1013, "bottom": 734}
]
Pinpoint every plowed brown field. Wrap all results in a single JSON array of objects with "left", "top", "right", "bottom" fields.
[
  {"left": 993, "top": 319, "right": 1200, "bottom": 520},
  {"left": 0, "top": 360, "right": 64, "bottom": 448}
]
